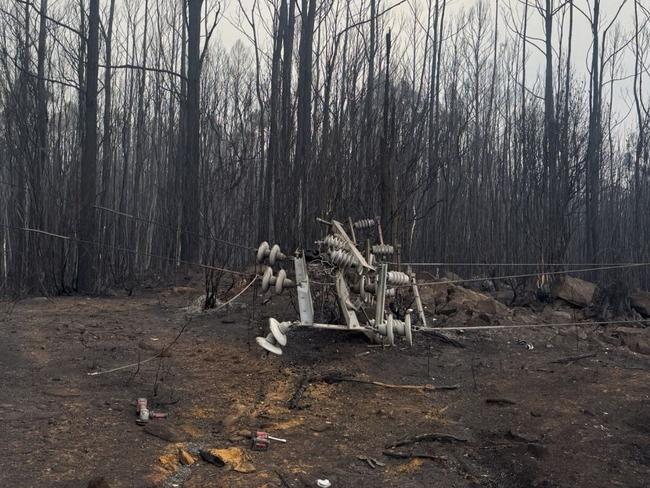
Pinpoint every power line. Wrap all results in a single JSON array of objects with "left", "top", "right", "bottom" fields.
[
  {"left": 403, "top": 262, "right": 650, "bottom": 288},
  {"left": 2, "top": 224, "right": 250, "bottom": 276},
  {"left": 94, "top": 205, "right": 256, "bottom": 251},
  {"left": 418, "top": 318, "right": 650, "bottom": 332},
  {"left": 392, "top": 261, "right": 648, "bottom": 267}
]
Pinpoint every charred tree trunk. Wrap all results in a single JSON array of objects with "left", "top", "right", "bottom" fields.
[
  {"left": 585, "top": 0, "right": 601, "bottom": 263},
  {"left": 543, "top": 0, "right": 560, "bottom": 262},
  {"left": 380, "top": 31, "right": 394, "bottom": 242},
  {"left": 182, "top": 0, "right": 203, "bottom": 262},
  {"left": 78, "top": 0, "right": 100, "bottom": 292},
  {"left": 293, "top": 0, "right": 316, "bottom": 243}
]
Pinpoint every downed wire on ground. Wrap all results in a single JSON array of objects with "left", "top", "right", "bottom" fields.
[{"left": 287, "top": 370, "right": 458, "bottom": 410}]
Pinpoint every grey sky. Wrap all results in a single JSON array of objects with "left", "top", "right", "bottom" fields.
[{"left": 217, "top": 0, "right": 645, "bottom": 130}]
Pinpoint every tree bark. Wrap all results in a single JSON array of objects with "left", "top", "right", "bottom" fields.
[
  {"left": 78, "top": 0, "right": 100, "bottom": 292},
  {"left": 586, "top": 0, "right": 601, "bottom": 263},
  {"left": 182, "top": 0, "right": 203, "bottom": 262},
  {"left": 293, "top": 0, "right": 316, "bottom": 242}
]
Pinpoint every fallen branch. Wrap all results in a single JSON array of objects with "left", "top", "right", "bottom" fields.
[
  {"left": 382, "top": 450, "right": 447, "bottom": 462},
  {"left": 288, "top": 373, "right": 311, "bottom": 410},
  {"left": 485, "top": 398, "right": 516, "bottom": 406},
  {"left": 342, "top": 378, "right": 459, "bottom": 391},
  {"left": 385, "top": 433, "right": 468, "bottom": 449},
  {"left": 319, "top": 372, "right": 459, "bottom": 392},
  {"left": 550, "top": 352, "right": 597, "bottom": 365}
]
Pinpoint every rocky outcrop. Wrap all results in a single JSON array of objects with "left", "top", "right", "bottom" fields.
[
  {"left": 552, "top": 276, "right": 596, "bottom": 307},
  {"left": 421, "top": 281, "right": 510, "bottom": 318}
]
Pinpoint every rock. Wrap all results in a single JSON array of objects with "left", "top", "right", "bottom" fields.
[
  {"left": 558, "top": 326, "right": 587, "bottom": 340},
  {"left": 207, "top": 448, "right": 255, "bottom": 473},
  {"left": 493, "top": 290, "right": 515, "bottom": 305},
  {"left": 419, "top": 283, "right": 450, "bottom": 307},
  {"left": 474, "top": 298, "right": 508, "bottom": 316},
  {"left": 144, "top": 423, "right": 189, "bottom": 443},
  {"left": 542, "top": 306, "right": 574, "bottom": 322},
  {"left": 443, "top": 271, "right": 463, "bottom": 282},
  {"left": 553, "top": 276, "right": 596, "bottom": 307},
  {"left": 178, "top": 448, "right": 196, "bottom": 466},
  {"left": 88, "top": 477, "right": 112, "bottom": 488},
  {"left": 158, "top": 453, "right": 180, "bottom": 472},
  {"left": 614, "top": 327, "right": 650, "bottom": 355},
  {"left": 437, "top": 306, "right": 457, "bottom": 316},
  {"left": 448, "top": 286, "right": 509, "bottom": 317},
  {"left": 630, "top": 290, "right": 650, "bottom": 318},
  {"left": 199, "top": 449, "right": 225, "bottom": 467}
]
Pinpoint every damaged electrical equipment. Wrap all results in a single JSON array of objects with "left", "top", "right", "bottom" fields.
[{"left": 255, "top": 217, "right": 428, "bottom": 355}]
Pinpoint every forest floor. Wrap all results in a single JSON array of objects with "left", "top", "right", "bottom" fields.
[{"left": 1, "top": 279, "right": 649, "bottom": 488}]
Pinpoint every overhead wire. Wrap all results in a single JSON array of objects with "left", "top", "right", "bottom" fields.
[
  {"left": 399, "top": 262, "right": 650, "bottom": 288},
  {"left": 417, "top": 318, "right": 650, "bottom": 333},
  {"left": 391, "top": 261, "right": 649, "bottom": 267},
  {"left": 94, "top": 205, "right": 256, "bottom": 251},
  {"left": 1, "top": 224, "right": 251, "bottom": 276}
]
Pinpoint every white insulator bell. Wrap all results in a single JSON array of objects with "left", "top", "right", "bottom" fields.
[
  {"left": 255, "top": 332, "right": 283, "bottom": 355},
  {"left": 372, "top": 244, "right": 394, "bottom": 255},
  {"left": 275, "top": 269, "right": 289, "bottom": 294},
  {"left": 376, "top": 315, "right": 395, "bottom": 346},
  {"left": 260, "top": 266, "right": 295, "bottom": 294},
  {"left": 392, "top": 314, "right": 413, "bottom": 346},
  {"left": 387, "top": 271, "right": 410, "bottom": 286},
  {"left": 329, "top": 249, "right": 358, "bottom": 269},
  {"left": 353, "top": 218, "right": 375, "bottom": 229},
  {"left": 324, "top": 234, "right": 347, "bottom": 250},
  {"left": 256, "top": 241, "right": 287, "bottom": 264},
  {"left": 269, "top": 317, "right": 291, "bottom": 346}
]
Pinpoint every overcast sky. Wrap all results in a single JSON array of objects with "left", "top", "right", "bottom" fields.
[{"left": 216, "top": 0, "right": 644, "bottom": 131}]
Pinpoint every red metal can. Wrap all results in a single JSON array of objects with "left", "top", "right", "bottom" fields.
[
  {"left": 136, "top": 398, "right": 147, "bottom": 415},
  {"left": 251, "top": 430, "right": 270, "bottom": 451}
]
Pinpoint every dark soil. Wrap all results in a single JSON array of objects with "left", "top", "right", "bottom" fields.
[{"left": 1, "top": 286, "right": 649, "bottom": 488}]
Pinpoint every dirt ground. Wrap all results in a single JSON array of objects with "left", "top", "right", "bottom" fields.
[{"left": 1, "top": 282, "right": 649, "bottom": 488}]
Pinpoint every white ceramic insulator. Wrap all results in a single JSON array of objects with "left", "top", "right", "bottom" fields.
[
  {"left": 324, "top": 234, "right": 347, "bottom": 250},
  {"left": 353, "top": 218, "right": 375, "bottom": 229},
  {"left": 387, "top": 271, "right": 410, "bottom": 286},
  {"left": 372, "top": 244, "right": 395, "bottom": 255},
  {"left": 329, "top": 249, "right": 359, "bottom": 268}
]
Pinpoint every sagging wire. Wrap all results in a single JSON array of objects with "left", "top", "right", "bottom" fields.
[
  {"left": 88, "top": 275, "right": 259, "bottom": 376},
  {"left": 399, "top": 262, "right": 650, "bottom": 288},
  {"left": 417, "top": 318, "right": 650, "bottom": 333},
  {"left": 389, "top": 261, "right": 650, "bottom": 267},
  {"left": 2, "top": 224, "right": 250, "bottom": 276},
  {"left": 94, "top": 205, "right": 256, "bottom": 251}
]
